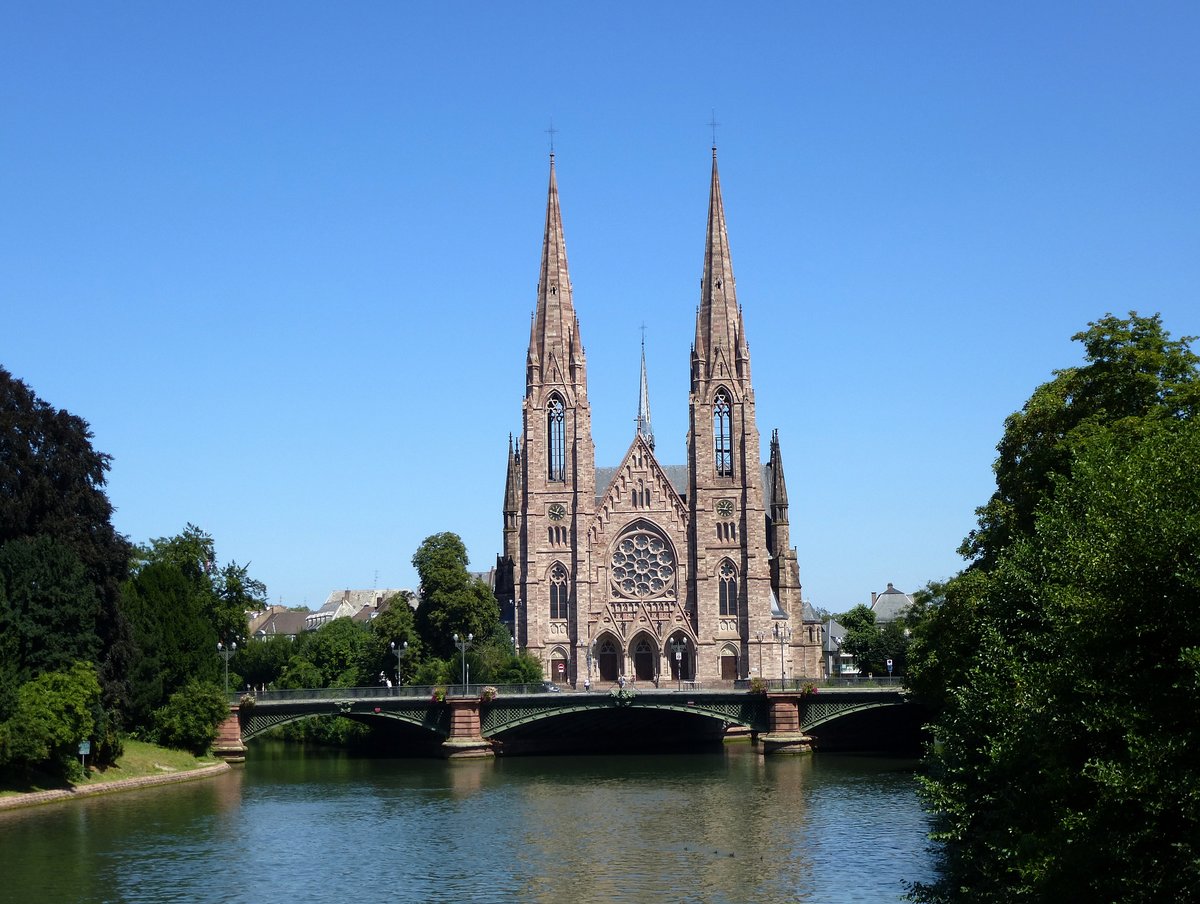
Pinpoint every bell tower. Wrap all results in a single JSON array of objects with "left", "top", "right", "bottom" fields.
[
  {"left": 518, "top": 155, "right": 595, "bottom": 680},
  {"left": 687, "top": 149, "right": 776, "bottom": 677}
]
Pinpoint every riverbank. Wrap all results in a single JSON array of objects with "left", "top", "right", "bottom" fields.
[{"left": 0, "top": 741, "right": 231, "bottom": 813}]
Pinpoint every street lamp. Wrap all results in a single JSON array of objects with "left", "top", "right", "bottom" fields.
[
  {"left": 390, "top": 640, "right": 407, "bottom": 686},
  {"left": 773, "top": 622, "right": 791, "bottom": 688},
  {"left": 453, "top": 632, "right": 473, "bottom": 691},
  {"left": 217, "top": 641, "right": 236, "bottom": 694},
  {"left": 756, "top": 631, "right": 765, "bottom": 678},
  {"left": 669, "top": 636, "right": 687, "bottom": 691}
]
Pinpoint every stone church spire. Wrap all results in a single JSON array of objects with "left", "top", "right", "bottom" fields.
[
  {"left": 516, "top": 154, "right": 595, "bottom": 669},
  {"left": 636, "top": 332, "right": 654, "bottom": 450},
  {"left": 527, "top": 154, "right": 584, "bottom": 395},
  {"left": 692, "top": 149, "right": 751, "bottom": 388}
]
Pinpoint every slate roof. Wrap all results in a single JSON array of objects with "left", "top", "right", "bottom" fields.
[
  {"left": 870, "top": 583, "right": 914, "bottom": 623},
  {"left": 253, "top": 609, "right": 310, "bottom": 639}
]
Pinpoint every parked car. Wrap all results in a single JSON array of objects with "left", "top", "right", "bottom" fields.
[{"left": 542, "top": 681, "right": 561, "bottom": 693}]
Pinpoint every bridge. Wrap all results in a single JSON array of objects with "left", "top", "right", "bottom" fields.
[{"left": 214, "top": 682, "right": 919, "bottom": 762}]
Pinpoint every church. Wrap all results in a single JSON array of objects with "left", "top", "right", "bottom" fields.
[{"left": 495, "top": 151, "right": 824, "bottom": 687}]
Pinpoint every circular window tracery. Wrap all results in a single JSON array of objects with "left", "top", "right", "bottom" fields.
[{"left": 611, "top": 529, "right": 676, "bottom": 599}]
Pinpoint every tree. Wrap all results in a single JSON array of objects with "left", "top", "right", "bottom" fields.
[
  {"left": 214, "top": 561, "right": 267, "bottom": 644},
  {"left": 365, "top": 593, "right": 423, "bottom": 685},
  {"left": 962, "top": 312, "right": 1200, "bottom": 570},
  {"left": 120, "top": 561, "right": 219, "bottom": 730},
  {"left": 0, "top": 536, "right": 101, "bottom": 716},
  {"left": 233, "top": 635, "right": 292, "bottom": 691},
  {"left": 412, "top": 533, "right": 500, "bottom": 657},
  {"left": 909, "top": 314, "right": 1200, "bottom": 901},
  {"left": 295, "top": 618, "right": 373, "bottom": 688},
  {"left": 0, "top": 368, "right": 132, "bottom": 718},
  {"left": 154, "top": 680, "right": 229, "bottom": 755},
  {"left": 0, "top": 661, "right": 101, "bottom": 781},
  {"left": 914, "top": 419, "right": 1200, "bottom": 902}
]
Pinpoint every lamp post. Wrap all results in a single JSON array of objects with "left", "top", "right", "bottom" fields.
[
  {"left": 390, "top": 640, "right": 407, "bottom": 686},
  {"left": 773, "top": 623, "right": 791, "bottom": 687},
  {"left": 453, "top": 632, "right": 473, "bottom": 691},
  {"left": 217, "top": 641, "right": 236, "bottom": 694},
  {"left": 756, "top": 631, "right": 764, "bottom": 677},
  {"left": 669, "top": 636, "right": 687, "bottom": 691}
]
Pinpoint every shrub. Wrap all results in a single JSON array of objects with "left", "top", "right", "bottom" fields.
[{"left": 154, "top": 681, "right": 228, "bottom": 755}]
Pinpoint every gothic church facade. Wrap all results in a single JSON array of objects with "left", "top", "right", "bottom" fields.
[{"left": 495, "top": 152, "right": 824, "bottom": 686}]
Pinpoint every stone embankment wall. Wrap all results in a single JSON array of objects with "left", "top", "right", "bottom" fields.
[{"left": 0, "top": 762, "right": 231, "bottom": 813}]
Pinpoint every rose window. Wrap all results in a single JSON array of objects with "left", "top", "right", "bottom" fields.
[{"left": 611, "top": 531, "right": 675, "bottom": 598}]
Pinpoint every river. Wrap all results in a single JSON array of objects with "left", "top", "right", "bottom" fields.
[{"left": 0, "top": 744, "right": 934, "bottom": 903}]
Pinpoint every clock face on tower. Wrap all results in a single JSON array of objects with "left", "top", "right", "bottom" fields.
[
  {"left": 548, "top": 502, "right": 568, "bottom": 522},
  {"left": 716, "top": 499, "right": 735, "bottom": 518}
]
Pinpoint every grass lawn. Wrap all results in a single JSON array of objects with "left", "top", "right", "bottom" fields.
[{"left": 0, "top": 739, "right": 220, "bottom": 797}]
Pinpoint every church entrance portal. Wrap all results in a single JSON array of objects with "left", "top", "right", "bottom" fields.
[
  {"left": 596, "top": 637, "right": 619, "bottom": 682},
  {"left": 720, "top": 645, "right": 740, "bottom": 680},
  {"left": 633, "top": 637, "right": 657, "bottom": 683}
]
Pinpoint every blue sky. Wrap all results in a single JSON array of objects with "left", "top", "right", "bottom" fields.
[{"left": 3, "top": 3, "right": 1198, "bottom": 612}]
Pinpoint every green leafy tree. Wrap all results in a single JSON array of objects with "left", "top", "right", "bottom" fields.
[
  {"left": 153, "top": 680, "right": 229, "bottom": 755},
  {"left": 136, "top": 526, "right": 266, "bottom": 646},
  {"left": 837, "top": 605, "right": 879, "bottom": 673},
  {"left": 296, "top": 618, "right": 373, "bottom": 688},
  {"left": 233, "top": 635, "right": 293, "bottom": 691},
  {"left": 0, "top": 536, "right": 101, "bottom": 716},
  {"left": 412, "top": 533, "right": 500, "bottom": 658},
  {"left": 0, "top": 661, "right": 101, "bottom": 781},
  {"left": 909, "top": 313, "right": 1200, "bottom": 902},
  {"left": 276, "top": 655, "right": 323, "bottom": 690},
  {"left": 120, "top": 561, "right": 219, "bottom": 730},
  {"left": 915, "top": 419, "right": 1200, "bottom": 902},
  {"left": 962, "top": 312, "right": 1200, "bottom": 570},
  {"left": 0, "top": 368, "right": 132, "bottom": 720},
  {"left": 365, "top": 593, "right": 423, "bottom": 685},
  {"left": 215, "top": 561, "right": 267, "bottom": 644}
]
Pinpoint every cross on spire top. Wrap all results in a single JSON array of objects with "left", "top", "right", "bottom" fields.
[
  {"left": 546, "top": 119, "right": 558, "bottom": 156},
  {"left": 708, "top": 109, "right": 720, "bottom": 151}
]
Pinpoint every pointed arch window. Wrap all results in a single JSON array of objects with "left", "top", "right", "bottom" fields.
[
  {"left": 718, "top": 559, "right": 738, "bottom": 616},
  {"left": 547, "top": 394, "right": 566, "bottom": 481},
  {"left": 549, "top": 563, "right": 569, "bottom": 620},
  {"left": 713, "top": 389, "right": 733, "bottom": 476}
]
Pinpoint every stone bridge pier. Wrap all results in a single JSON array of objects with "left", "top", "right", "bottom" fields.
[
  {"left": 213, "top": 704, "right": 247, "bottom": 764},
  {"left": 761, "top": 693, "right": 814, "bottom": 754},
  {"left": 440, "top": 697, "right": 494, "bottom": 758}
]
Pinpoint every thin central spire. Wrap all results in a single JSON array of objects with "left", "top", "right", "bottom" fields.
[{"left": 636, "top": 329, "right": 654, "bottom": 450}]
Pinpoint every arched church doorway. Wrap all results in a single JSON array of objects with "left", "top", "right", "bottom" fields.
[
  {"left": 549, "top": 647, "right": 568, "bottom": 684},
  {"left": 632, "top": 635, "right": 657, "bottom": 682},
  {"left": 596, "top": 636, "right": 620, "bottom": 682},
  {"left": 667, "top": 633, "right": 693, "bottom": 681},
  {"left": 719, "top": 643, "right": 740, "bottom": 680}
]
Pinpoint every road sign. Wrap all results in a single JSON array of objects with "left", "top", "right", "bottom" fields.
[
  {"left": 557, "top": 662, "right": 564, "bottom": 673},
  {"left": 886, "top": 658, "right": 894, "bottom": 676}
]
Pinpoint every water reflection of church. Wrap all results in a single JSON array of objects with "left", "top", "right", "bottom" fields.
[{"left": 494, "top": 151, "right": 824, "bottom": 687}]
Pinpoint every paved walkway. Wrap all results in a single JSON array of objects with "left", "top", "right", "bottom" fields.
[{"left": 0, "top": 762, "right": 231, "bottom": 813}]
